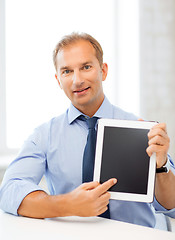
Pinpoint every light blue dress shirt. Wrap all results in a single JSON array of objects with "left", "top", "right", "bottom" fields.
[{"left": 0, "top": 97, "right": 175, "bottom": 230}]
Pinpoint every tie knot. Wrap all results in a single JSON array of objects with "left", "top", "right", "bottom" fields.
[
  {"left": 86, "top": 117, "right": 98, "bottom": 130},
  {"left": 78, "top": 115, "right": 98, "bottom": 129}
]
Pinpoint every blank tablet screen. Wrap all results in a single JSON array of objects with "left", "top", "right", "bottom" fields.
[{"left": 100, "top": 126, "right": 149, "bottom": 194}]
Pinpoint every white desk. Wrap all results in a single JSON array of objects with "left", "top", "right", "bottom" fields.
[{"left": 0, "top": 210, "right": 175, "bottom": 240}]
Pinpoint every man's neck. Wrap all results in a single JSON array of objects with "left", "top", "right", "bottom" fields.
[{"left": 74, "top": 96, "right": 105, "bottom": 117}]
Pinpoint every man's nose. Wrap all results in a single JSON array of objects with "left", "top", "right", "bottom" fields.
[{"left": 72, "top": 71, "right": 83, "bottom": 85}]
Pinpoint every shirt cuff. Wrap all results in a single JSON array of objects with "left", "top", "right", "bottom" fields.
[
  {"left": 153, "top": 197, "right": 175, "bottom": 218},
  {"left": 153, "top": 155, "right": 175, "bottom": 218},
  {"left": 167, "top": 154, "right": 175, "bottom": 173}
]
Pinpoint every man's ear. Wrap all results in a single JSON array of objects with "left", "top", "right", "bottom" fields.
[
  {"left": 55, "top": 73, "right": 62, "bottom": 89},
  {"left": 101, "top": 63, "right": 108, "bottom": 82}
]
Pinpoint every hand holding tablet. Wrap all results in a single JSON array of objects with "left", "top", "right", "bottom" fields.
[{"left": 93, "top": 119, "right": 157, "bottom": 203}]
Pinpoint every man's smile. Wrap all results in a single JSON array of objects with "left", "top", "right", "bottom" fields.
[{"left": 73, "top": 87, "right": 90, "bottom": 95}]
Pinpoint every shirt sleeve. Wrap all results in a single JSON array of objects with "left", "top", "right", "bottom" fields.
[
  {"left": 0, "top": 125, "right": 48, "bottom": 215},
  {"left": 153, "top": 154, "right": 175, "bottom": 218}
]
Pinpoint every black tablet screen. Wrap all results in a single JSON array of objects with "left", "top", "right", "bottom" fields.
[{"left": 99, "top": 127, "right": 150, "bottom": 194}]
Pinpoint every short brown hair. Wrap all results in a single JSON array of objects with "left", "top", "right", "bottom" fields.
[{"left": 53, "top": 32, "right": 103, "bottom": 70}]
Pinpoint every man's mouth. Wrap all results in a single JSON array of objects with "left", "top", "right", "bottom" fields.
[{"left": 73, "top": 87, "right": 90, "bottom": 94}]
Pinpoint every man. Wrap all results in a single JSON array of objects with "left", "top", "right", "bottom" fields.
[{"left": 0, "top": 33, "right": 175, "bottom": 230}]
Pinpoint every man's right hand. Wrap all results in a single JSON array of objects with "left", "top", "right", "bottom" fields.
[
  {"left": 67, "top": 178, "right": 117, "bottom": 217},
  {"left": 18, "top": 178, "right": 117, "bottom": 219}
]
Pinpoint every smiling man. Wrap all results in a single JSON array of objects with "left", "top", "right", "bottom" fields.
[
  {"left": 0, "top": 33, "right": 175, "bottom": 230},
  {"left": 55, "top": 38, "right": 107, "bottom": 117}
]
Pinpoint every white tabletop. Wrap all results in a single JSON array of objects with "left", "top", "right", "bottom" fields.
[{"left": 0, "top": 210, "right": 175, "bottom": 240}]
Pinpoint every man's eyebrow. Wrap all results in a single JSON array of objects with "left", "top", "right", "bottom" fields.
[
  {"left": 81, "top": 61, "right": 93, "bottom": 66},
  {"left": 60, "top": 66, "right": 70, "bottom": 71}
]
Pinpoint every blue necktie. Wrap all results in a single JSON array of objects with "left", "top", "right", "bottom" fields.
[
  {"left": 82, "top": 117, "right": 98, "bottom": 182},
  {"left": 81, "top": 116, "right": 110, "bottom": 219}
]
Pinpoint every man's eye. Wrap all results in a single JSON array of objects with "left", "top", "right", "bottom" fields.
[
  {"left": 63, "top": 69, "right": 70, "bottom": 75},
  {"left": 84, "top": 65, "right": 91, "bottom": 70}
]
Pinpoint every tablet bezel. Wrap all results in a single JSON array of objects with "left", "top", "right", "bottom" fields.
[{"left": 93, "top": 119, "right": 157, "bottom": 203}]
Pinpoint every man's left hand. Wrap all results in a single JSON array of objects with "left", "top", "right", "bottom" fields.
[{"left": 146, "top": 123, "right": 170, "bottom": 168}]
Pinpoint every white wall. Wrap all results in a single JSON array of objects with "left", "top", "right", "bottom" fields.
[{"left": 140, "top": 0, "right": 175, "bottom": 159}]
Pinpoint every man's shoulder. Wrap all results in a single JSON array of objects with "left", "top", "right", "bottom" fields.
[
  {"left": 32, "top": 110, "right": 68, "bottom": 135},
  {"left": 50, "top": 111, "right": 68, "bottom": 126},
  {"left": 21, "top": 111, "right": 68, "bottom": 152},
  {"left": 112, "top": 104, "right": 138, "bottom": 121}
]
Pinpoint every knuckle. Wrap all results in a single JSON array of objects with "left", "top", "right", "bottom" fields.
[
  {"left": 107, "top": 192, "right": 111, "bottom": 199},
  {"left": 104, "top": 206, "right": 108, "bottom": 212},
  {"left": 147, "top": 132, "right": 151, "bottom": 138},
  {"left": 155, "top": 135, "right": 160, "bottom": 142},
  {"left": 81, "top": 182, "right": 87, "bottom": 188},
  {"left": 146, "top": 147, "right": 149, "bottom": 154}
]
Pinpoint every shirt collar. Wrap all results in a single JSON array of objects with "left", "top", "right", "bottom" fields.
[{"left": 67, "top": 96, "right": 113, "bottom": 124}]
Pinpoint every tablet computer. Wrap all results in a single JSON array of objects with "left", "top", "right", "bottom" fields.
[{"left": 93, "top": 119, "right": 157, "bottom": 203}]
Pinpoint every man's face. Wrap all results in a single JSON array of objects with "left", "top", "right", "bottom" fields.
[{"left": 55, "top": 40, "right": 108, "bottom": 117}]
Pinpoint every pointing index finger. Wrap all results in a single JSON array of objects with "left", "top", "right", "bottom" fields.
[{"left": 93, "top": 178, "right": 117, "bottom": 197}]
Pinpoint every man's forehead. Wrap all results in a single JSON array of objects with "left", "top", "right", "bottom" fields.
[
  {"left": 56, "top": 40, "right": 97, "bottom": 68},
  {"left": 58, "top": 40, "right": 95, "bottom": 56}
]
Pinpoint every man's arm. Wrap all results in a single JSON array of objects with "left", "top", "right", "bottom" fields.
[
  {"left": 155, "top": 170, "right": 175, "bottom": 210},
  {"left": 17, "top": 179, "right": 117, "bottom": 218},
  {"left": 147, "top": 123, "right": 175, "bottom": 209}
]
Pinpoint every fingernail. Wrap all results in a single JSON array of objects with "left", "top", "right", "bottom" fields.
[{"left": 113, "top": 179, "right": 117, "bottom": 184}]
